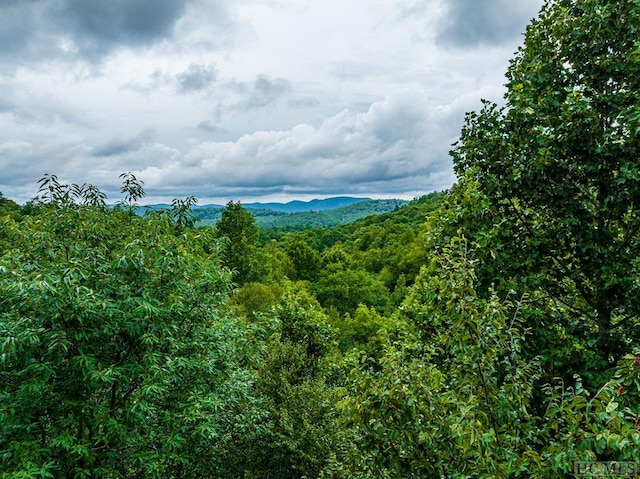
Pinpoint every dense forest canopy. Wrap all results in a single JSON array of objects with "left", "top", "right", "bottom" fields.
[{"left": 2, "top": 1, "right": 640, "bottom": 477}]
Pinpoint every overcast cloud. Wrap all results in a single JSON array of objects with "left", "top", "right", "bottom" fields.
[{"left": 0, "top": 0, "right": 543, "bottom": 204}]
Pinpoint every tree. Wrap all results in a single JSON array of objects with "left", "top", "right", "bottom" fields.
[
  {"left": 215, "top": 201, "right": 260, "bottom": 285},
  {"left": 229, "top": 283, "right": 341, "bottom": 479},
  {"left": 329, "top": 236, "right": 640, "bottom": 478},
  {"left": 451, "top": 0, "right": 640, "bottom": 363},
  {"left": 315, "top": 265, "right": 390, "bottom": 316},
  {"left": 0, "top": 177, "right": 257, "bottom": 478},
  {"left": 285, "top": 234, "right": 322, "bottom": 282},
  {"left": 0, "top": 192, "right": 22, "bottom": 221}
]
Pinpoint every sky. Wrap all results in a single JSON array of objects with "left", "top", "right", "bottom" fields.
[{"left": 0, "top": 0, "right": 544, "bottom": 205}]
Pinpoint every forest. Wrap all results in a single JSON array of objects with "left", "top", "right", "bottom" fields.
[{"left": 1, "top": 0, "right": 640, "bottom": 477}]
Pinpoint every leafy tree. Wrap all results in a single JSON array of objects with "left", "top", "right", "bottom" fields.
[
  {"left": 215, "top": 200, "right": 260, "bottom": 285},
  {"left": 330, "top": 236, "right": 640, "bottom": 478},
  {"left": 451, "top": 0, "right": 640, "bottom": 363},
  {"left": 170, "top": 195, "right": 198, "bottom": 230},
  {"left": 118, "top": 172, "right": 146, "bottom": 208},
  {"left": 231, "top": 281, "right": 283, "bottom": 320},
  {"left": 260, "top": 239, "right": 297, "bottom": 282},
  {"left": 331, "top": 305, "right": 404, "bottom": 358},
  {"left": 0, "top": 193, "right": 22, "bottom": 221},
  {"left": 315, "top": 265, "right": 390, "bottom": 316},
  {"left": 285, "top": 234, "right": 322, "bottom": 282},
  {"left": 0, "top": 177, "right": 256, "bottom": 478},
  {"left": 231, "top": 283, "right": 341, "bottom": 479}
]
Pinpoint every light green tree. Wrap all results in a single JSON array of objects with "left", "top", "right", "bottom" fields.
[{"left": 0, "top": 176, "right": 257, "bottom": 478}]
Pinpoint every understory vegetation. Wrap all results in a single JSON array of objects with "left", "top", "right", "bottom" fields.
[{"left": 2, "top": 0, "right": 640, "bottom": 477}]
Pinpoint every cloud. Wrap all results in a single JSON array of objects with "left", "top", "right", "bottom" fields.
[
  {"left": 0, "top": 2, "right": 59, "bottom": 65},
  {"left": 176, "top": 63, "right": 217, "bottom": 93},
  {"left": 235, "top": 75, "right": 293, "bottom": 110},
  {"left": 437, "top": 0, "right": 542, "bottom": 47},
  {"left": 60, "top": 0, "right": 188, "bottom": 52},
  {"left": 197, "top": 120, "right": 220, "bottom": 133},
  {"left": 92, "top": 128, "right": 156, "bottom": 157},
  {"left": 0, "top": 0, "right": 541, "bottom": 204},
  {"left": 136, "top": 90, "right": 459, "bottom": 200},
  {"left": 0, "top": 0, "right": 235, "bottom": 68}
]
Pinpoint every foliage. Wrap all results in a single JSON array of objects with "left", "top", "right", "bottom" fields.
[
  {"left": 330, "top": 236, "right": 640, "bottom": 478},
  {"left": 285, "top": 234, "right": 322, "bottom": 282},
  {"left": 315, "top": 265, "right": 390, "bottom": 316},
  {"left": 451, "top": 0, "right": 640, "bottom": 363},
  {"left": 170, "top": 195, "right": 198, "bottom": 230},
  {"left": 252, "top": 199, "right": 408, "bottom": 230},
  {"left": 0, "top": 193, "right": 23, "bottom": 221},
  {"left": 231, "top": 281, "right": 284, "bottom": 320},
  {"left": 331, "top": 305, "right": 407, "bottom": 359},
  {"left": 4, "top": 4, "right": 640, "bottom": 475},
  {"left": 0, "top": 177, "right": 257, "bottom": 478},
  {"left": 195, "top": 199, "right": 408, "bottom": 230},
  {"left": 230, "top": 283, "right": 342, "bottom": 479},
  {"left": 215, "top": 200, "right": 261, "bottom": 285}
]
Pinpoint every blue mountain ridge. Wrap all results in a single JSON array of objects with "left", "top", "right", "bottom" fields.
[
  {"left": 241, "top": 196, "right": 371, "bottom": 213},
  {"left": 141, "top": 196, "right": 372, "bottom": 214}
]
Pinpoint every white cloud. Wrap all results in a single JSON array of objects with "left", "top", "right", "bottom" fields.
[{"left": 0, "top": 0, "right": 544, "bottom": 204}]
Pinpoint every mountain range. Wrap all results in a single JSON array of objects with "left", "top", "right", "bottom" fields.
[{"left": 139, "top": 196, "right": 371, "bottom": 214}]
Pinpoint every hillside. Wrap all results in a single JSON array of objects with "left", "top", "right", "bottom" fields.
[
  {"left": 195, "top": 198, "right": 408, "bottom": 229},
  {"left": 243, "top": 196, "right": 371, "bottom": 213}
]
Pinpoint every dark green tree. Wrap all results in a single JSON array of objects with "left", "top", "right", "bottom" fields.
[
  {"left": 215, "top": 201, "right": 260, "bottom": 285},
  {"left": 331, "top": 236, "right": 640, "bottom": 479},
  {"left": 451, "top": 0, "right": 640, "bottom": 363}
]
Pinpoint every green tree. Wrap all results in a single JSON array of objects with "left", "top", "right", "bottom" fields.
[
  {"left": 315, "top": 265, "right": 390, "bottom": 316},
  {"left": 330, "top": 237, "right": 640, "bottom": 479},
  {"left": 231, "top": 281, "right": 283, "bottom": 320},
  {"left": 0, "top": 177, "right": 256, "bottom": 478},
  {"left": 451, "top": 0, "right": 640, "bottom": 363},
  {"left": 215, "top": 200, "right": 260, "bottom": 285},
  {"left": 231, "top": 283, "right": 341, "bottom": 479},
  {"left": 286, "top": 234, "right": 322, "bottom": 282},
  {"left": 0, "top": 193, "right": 22, "bottom": 221}
]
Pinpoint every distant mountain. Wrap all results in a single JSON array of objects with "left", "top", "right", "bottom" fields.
[
  {"left": 135, "top": 197, "right": 406, "bottom": 230},
  {"left": 251, "top": 199, "right": 407, "bottom": 230},
  {"left": 243, "top": 197, "right": 371, "bottom": 213},
  {"left": 194, "top": 198, "right": 408, "bottom": 230},
  {"left": 139, "top": 197, "right": 372, "bottom": 214}
]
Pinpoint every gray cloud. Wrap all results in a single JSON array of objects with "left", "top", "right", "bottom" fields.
[
  {"left": 92, "top": 128, "right": 155, "bottom": 157},
  {"left": 0, "top": 0, "right": 540, "bottom": 204},
  {"left": 176, "top": 63, "right": 217, "bottom": 93},
  {"left": 232, "top": 75, "right": 292, "bottom": 110},
  {"left": 60, "top": 0, "right": 187, "bottom": 50},
  {"left": 197, "top": 120, "right": 220, "bottom": 133},
  {"left": 137, "top": 91, "right": 458, "bottom": 200},
  {"left": 0, "top": 0, "right": 233, "bottom": 68},
  {"left": 437, "top": 0, "right": 542, "bottom": 48},
  {"left": 0, "top": 2, "right": 59, "bottom": 64}
]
